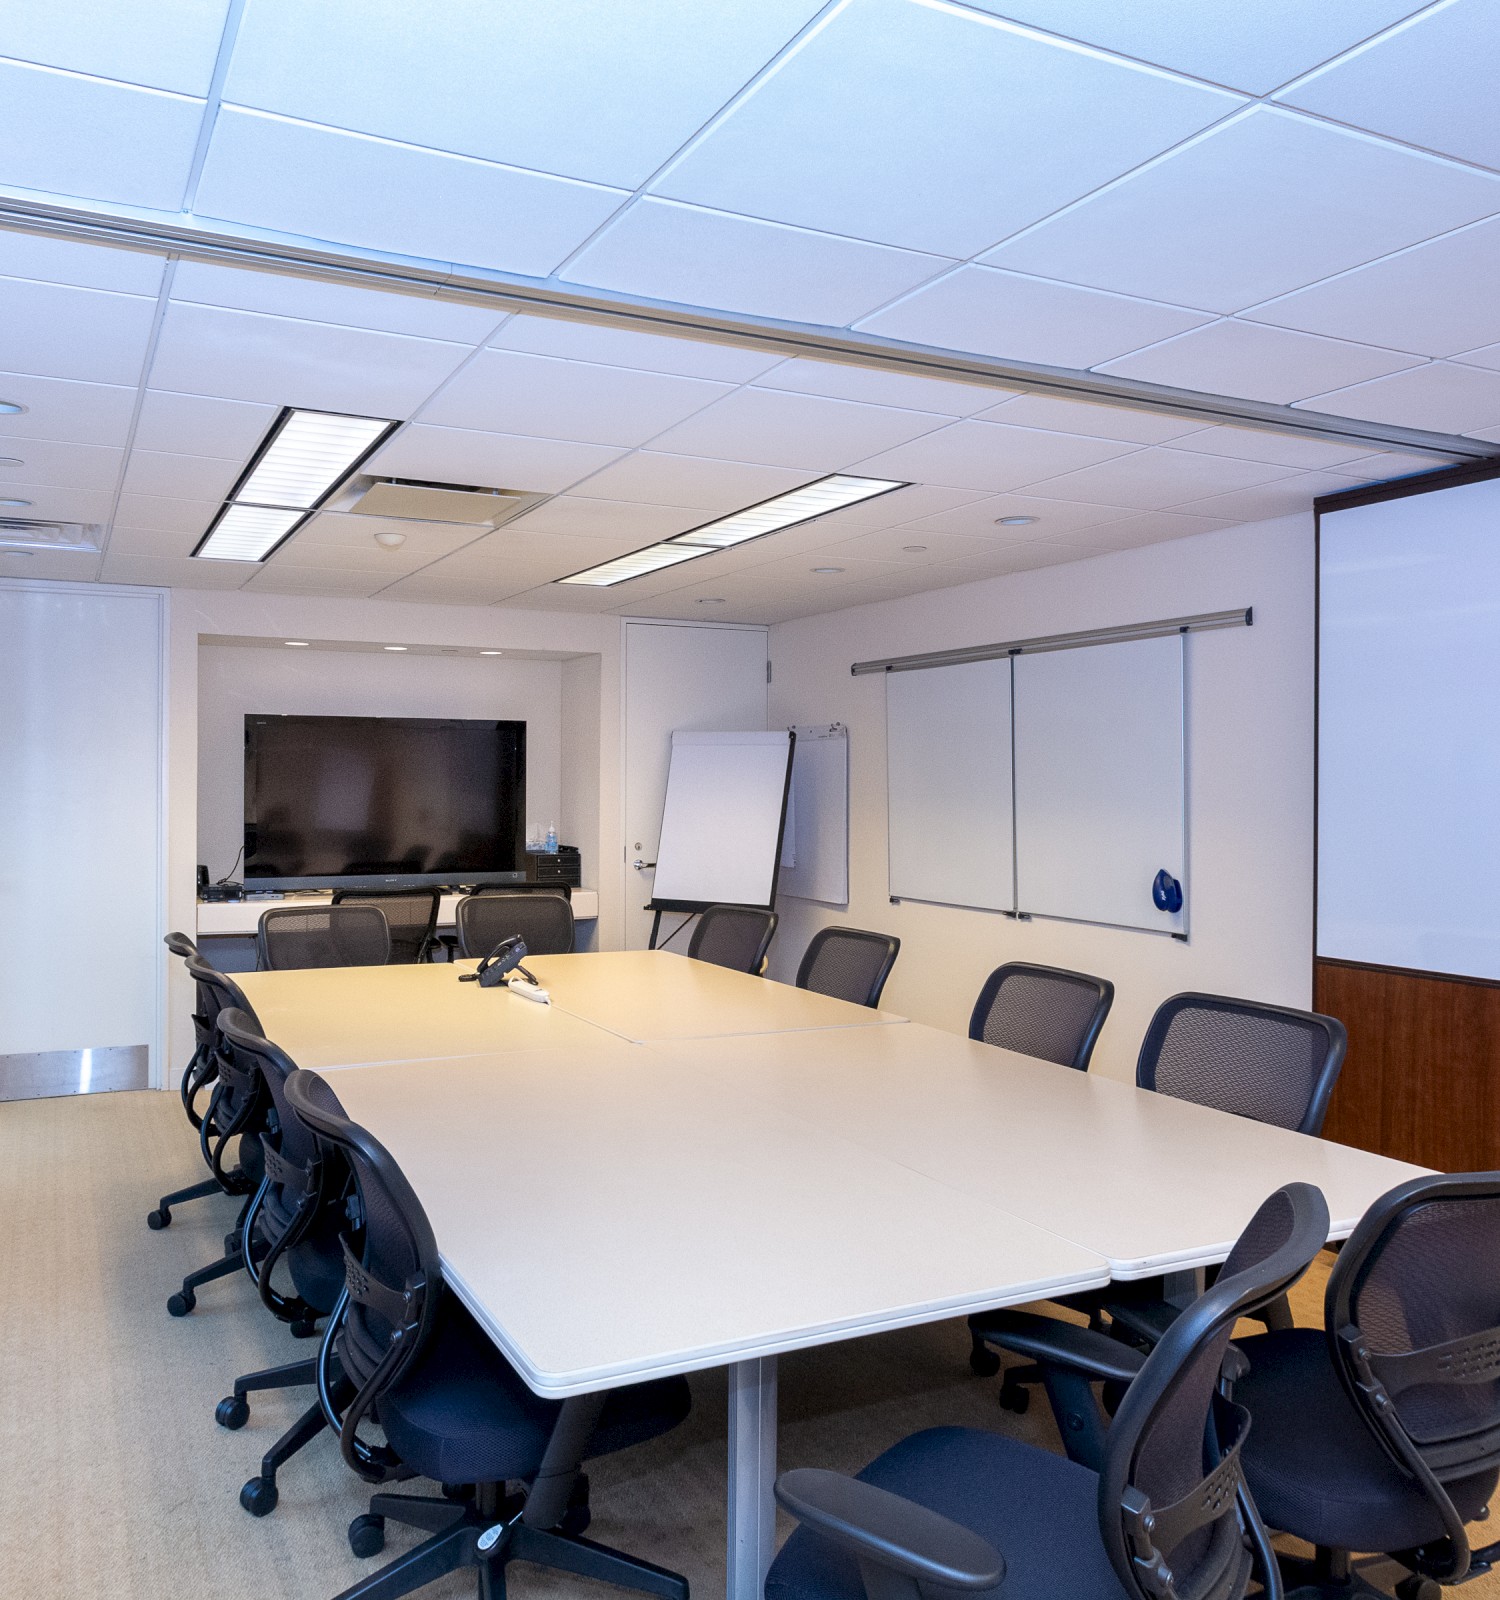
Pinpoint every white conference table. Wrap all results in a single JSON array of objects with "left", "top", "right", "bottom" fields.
[{"left": 236, "top": 952, "right": 1425, "bottom": 1600}]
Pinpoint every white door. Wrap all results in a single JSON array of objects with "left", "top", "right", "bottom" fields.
[
  {"left": 0, "top": 582, "right": 164, "bottom": 1064},
  {"left": 621, "top": 622, "right": 768, "bottom": 949}
]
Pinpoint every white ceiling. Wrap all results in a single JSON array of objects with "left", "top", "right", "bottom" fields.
[{"left": 0, "top": 0, "right": 1493, "bottom": 621}]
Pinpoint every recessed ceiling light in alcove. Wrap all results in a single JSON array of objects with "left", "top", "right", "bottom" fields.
[
  {"left": 383, "top": 645, "right": 408, "bottom": 652},
  {"left": 996, "top": 515, "right": 1038, "bottom": 527},
  {"left": 284, "top": 640, "right": 309, "bottom": 647}
]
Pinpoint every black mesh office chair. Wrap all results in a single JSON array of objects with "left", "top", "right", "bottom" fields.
[
  {"left": 1235, "top": 1172, "right": 1500, "bottom": 1600},
  {"left": 967, "top": 962, "right": 1115, "bottom": 1069},
  {"left": 212, "top": 1009, "right": 353, "bottom": 1518},
  {"left": 767, "top": 1182, "right": 1329, "bottom": 1600},
  {"left": 796, "top": 927, "right": 900, "bottom": 1008},
  {"left": 282, "top": 1067, "right": 692, "bottom": 1600},
  {"left": 150, "top": 933, "right": 226, "bottom": 1231},
  {"left": 456, "top": 891, "right": 575, "bottom": 959},
  {"left": 256, "top": 904, "right": 391, "bottom": 970},
  {"left": 332, "top": 888, "right": 441, "bottom": 963},
  {"left": 687, "top": 904, "right": 778, "bottom": 974},
  {"left": 978, "top": 992, "right": 1348, "bottom": 1410}
]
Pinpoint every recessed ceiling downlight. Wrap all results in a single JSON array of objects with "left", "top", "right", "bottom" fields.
[
  {"left": 374, "top": 530, "right": 407, "bottom": 548},
  {"left": 812, "top": 566, "right": 845, "bottom": 575},
  {"left": 0, "top": 497, "right": 32, "bottom": 508},
  {"left": 996, "top": 515, "right": 1039, "bottom": 527},
  {"left": 479, "top": 649, "right": 504, "bottom": 655},
  {"left": 284, "top": 640, "right": 310, "bottom": 647},
  {"left": 0, "top": 401, "right": 26, "bottom": 415},
  {"left": 383, "top": 645, "right": 408, "bottom": 652},
  {"left": 697, "top": 597, "right": 726, "bottom": 605}
]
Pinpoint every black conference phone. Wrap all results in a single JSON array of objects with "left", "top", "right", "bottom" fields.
[{"left": 459, "top": 934, "right": 541, "bottom": 990}]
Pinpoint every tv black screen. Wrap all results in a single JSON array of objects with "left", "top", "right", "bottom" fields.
[{"left": 243, "top": 714, "right": 526, "bottom": 889}]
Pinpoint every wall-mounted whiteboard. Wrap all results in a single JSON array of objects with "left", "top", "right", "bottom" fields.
[
  {"left": 1014, "top": 635, "right": 1185, "bottom": 935},
  {"left": 780, "top": 724, "right": 849, "bottom": 905},
  {"left": 651, "top": 730, "right": 793, "bottom": 910},
  {"left": 887, "top": 659, "right": 1014, "bottom": 911}
]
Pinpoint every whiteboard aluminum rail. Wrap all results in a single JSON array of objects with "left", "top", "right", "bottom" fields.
[{"left": 850, "top": 608, "right": 1252, "bottom": 676}]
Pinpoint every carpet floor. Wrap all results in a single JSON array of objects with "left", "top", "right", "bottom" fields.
[{"left": 0, "top": 1089, "right": 1490, "bottom": 1599}]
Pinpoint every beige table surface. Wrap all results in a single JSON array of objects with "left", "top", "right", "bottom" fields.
[
  {"left": 235, "top": 960, "right": 614, "bottom": 1069},
  {"left": 646, "top": 1022, "right": 1429, "bottom": 1278},
  {"left": 513, "top": 950, "right": 906, "bottom": 1043}
]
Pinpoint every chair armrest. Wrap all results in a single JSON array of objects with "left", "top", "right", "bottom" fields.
[
  {"left": 970, "top": 1308, "right": 1147, "bottom": 1384},
  {"left": 1099, "top": 1294, "right": 1180, "bottom": 1347},
  {"left": 775, "top": 1469, "right": 1004, "bottom": 1591}
]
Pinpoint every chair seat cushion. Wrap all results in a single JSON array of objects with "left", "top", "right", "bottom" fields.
[
  {"left": 765, "top": 1426, "right": 1129, "bottom": 1600},
  {"left": 378, "top": 1296, "right": 690, "bottom": 1486},
  {"left": 1237, "top": 1329, "right": 1499, "bottom": 1554}
]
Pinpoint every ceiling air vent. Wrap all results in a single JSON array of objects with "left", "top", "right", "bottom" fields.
[
  {"left": 341, "top": 477, "right": 546, "bottom": 526},
  {"left": 0, "top": 520, "right": 103, "bottom": 552}
]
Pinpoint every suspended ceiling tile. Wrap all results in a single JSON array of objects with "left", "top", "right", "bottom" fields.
[
  {"left": 962, "top": 0, "right": 1428, "bottom": 95},
  {"left": 643, "top": 387, "right": 947, "bottom": 471},
  {"left": 1097, "top": 317, "right": 1422, "bottom": 403},
  {"left": 0, "top": 278, "right": 159, "bottom": 387},
  {"left": 381, "top": 571, "right": 540, "bottom": 605},
  {"left": 113, "top": 491, "right": 222, "bottom": 534},
  {"left": 168, "top": 260, "right": 508, "bottom": 345},
  {"left": 119, "top": 449, "right": 242, "bottom": 502},
  {"left": 4, "top": 0, "right": 232, "bottom": 95},
  {"left": 850, "top": 419, "right": 1137, "bottom": 493},
  {"left": 974, "top": 392, "right": 1204, "bottom": 444},
  {"left": 750, "top": 357, "right": 1007, "bottom": 417},
  {"left": 1452, "top": 342, "right": 1500, "bottom": 375},
  {"left": 292, "top": 512, "right": 486, "bottom": 559},
  {"left": 1331, "top": 448, "right": 1457, "bottom": 480},
  {"left": 242, "top": 565, "right": 387, "bottom": 596},
  {"left": 0, "top": 60, "right": 203, "bottom": 210},
  {"left": 1279, "top": 0, "right": 1500, "bottom": 171},
  {"left": 147, "top": 301, "right": 472, "bottom": 414},
  {"left": 1241, "top": 215, "right": 1500, "bottom": 359},
  {"left": 895, "top": 491, "right": 1137, "bottom": 538},
  {"left": 98, "top": 550, "right": 254, "bottom": 587},
  {"left": 102, "top": 522, "right": 205, "bottom": 558},
  {"left": 1296, "top": 361, "right": 1500, "bottom": 434},
  {"left": 367, "top": 425, "right": 627, "bottom": 495},
  {"left": 0, "top": 371, "right": 138, "bottom": 448},
  {"left": 858, "top": 264, "right": 1210, "bottom": 368},
  {"left": 0, "top": 438, "right": 122, "bottom": 492},
  {"left": 0, "top": 547, "right": 102, "bottom": 582},
  {"left": 459, "top": 526, "right": 653, "bottom": 565},
  {"left": 654, "top": 0, "right": 1239, "bottom": 258},
  {"left": 489, "top": 315, "right": 782, "bottom": 384},
  {"left": 986, "top": 106, "right": 1500, "bottom": 313},
  {"left": 1167, "top": 475, "right": 1346, "bottom": 522},
  {"left": 1049, "top": 509, "right": 1238, "bottom": 547},
  {"left": 1167, "top": 424, "right": 1386, "bottom": 470},
  {"left": 132, "top": 390, "right": 280, "bottom": 461},
  {"left": 1016, "top": 444, "right": 1300, "bottom": 507},
  {"left": 0, "top": 480, "right": 113, "bottom": 521},
  {"left": 195, "top": 108, "right": 630, "bottom": 276},
  {"left": 558, "top": 449, "right": 814, "bottom": 510},
  {"left": 506, "top": 497, "right": 711, "bottom": 542},
  {"left": 264, "top": 539, "right": 438, "bottom": 574},
  {"left": 810, "top": 526, "right": 1006, "bottom": 565},
  {"left": 223, "top": 0, "right": 823, "bottom": 189},
  {"left": 945, "top": 536, "right": 1111, "bottom": 571},
  {"left": 418, "top": 349, "right": 732, "bottom": 448},
  {"left": 563, "top": 198, "right": 950, "bottom": 326},
  {"left": 0, "top": 233, "right": 166, "bottom": 297}
]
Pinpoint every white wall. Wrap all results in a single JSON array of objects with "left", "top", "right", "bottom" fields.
[
  {"left": 766, "top": 513, "right": 1316, "bottom": 1083},
  {"left": 196, "top": 644, "right": 565, "bottom": 882}
]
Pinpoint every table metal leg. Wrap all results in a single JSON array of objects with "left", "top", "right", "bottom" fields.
[
  {"left": 726, "top": 1355, "right": 778, "bottom": 1600},
  {"left": 1162, "top": 1267, "right": 1207, "bottom": 1309}
]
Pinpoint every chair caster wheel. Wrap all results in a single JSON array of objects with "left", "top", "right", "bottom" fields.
[
  {"left": 968, "top": 1345, "right": 1001, "bottom": 1378},
  {"left": 290, "top": 1317, "right": 319, "bottom": 1339},
  {"left": 147, "top": 1207, "right": 170, "bottom": 1230},
  {"left": 240, "top": 1477, "right": 278, "bottom": 1517},
  {"left": 998, "top": 1381, "right": 1030, "bottom": 1414},
  {"left": 216, "top": 1395, "right": 249, "bottom": 1430},
  {"left": 1395, "top": 1579, "right": 1440, "bottom": 1600},
  {"left": 167, "top": 1289, "right": 195, "bottom": 1317},
  {"left": 349, "top": 1514, "right": 385, "bottom": 1558}
]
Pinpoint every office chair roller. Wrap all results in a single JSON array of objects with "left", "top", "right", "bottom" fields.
[
  {"left": 283, "top": 1066, "right": 693, "bottom": 1600},
  {"left": 687, "top": 904, "right": 778, "bottom": 974},
  {"left": 332, "top": 888, "right": 441, "bottom": 964},
  {"left": 795, "top": 927, "right": 900, "bottom": 1008},
  {"left": 256, "top": 904, "right": 391, "bottom": 970},
  {"left": 456, "top": 891, "right": 575, "bottom": 959},
  {"left": 767, "top": 1181, "right": 1330, "bottom": 1600}
]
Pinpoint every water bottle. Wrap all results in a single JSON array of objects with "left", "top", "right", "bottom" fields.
[{"left": 545, "top": 820, "right": 558, "bottom": 854}]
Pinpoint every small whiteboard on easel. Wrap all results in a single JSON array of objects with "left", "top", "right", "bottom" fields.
[{"left": 780, "top": 724, "right": 849, "bottom": 905}]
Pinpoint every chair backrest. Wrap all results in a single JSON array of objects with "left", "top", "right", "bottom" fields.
[
  {"left": 795, "top": 927, "right": 900, "bottom": 1008},
  {"left": 331, "top": 888, "right": 440, "bottom": 963},
  {"left": 1136, "top": 993, "right": 1347, "bottom": 1135},
  {"left": 257, "top": 904, "right": 391, "bottom": 971},
  {"left": 968, "top": 962, "right": 1115, "bottom": 1070},
  {"left": 455, "top": 891, "right": 574, "bottom": 959},
  {"left": 164, "top": 930, "right": 199, "bottom": 961},
  {"left": 1099, "top": 1182, "right": 1330, "bottom": 1600},
  {"left": 183, "top": 956, "right": 268, "bottom": 1179},
  {"left": 283, "top": 1065, "right": 444, "bottom": 1482},
  {"left": 688, "top": 905, "right": 778, "bottom": 974},
  {"left": 1325, "top": 1171, "right": 1500, "bottom": 1582},
  {"left": 166, "top": 932, "right": 212, "bottom": 1121}
]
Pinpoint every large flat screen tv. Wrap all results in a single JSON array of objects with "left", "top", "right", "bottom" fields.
[{"left": 243, "top": 714, "right": 526, "bottom": 890}]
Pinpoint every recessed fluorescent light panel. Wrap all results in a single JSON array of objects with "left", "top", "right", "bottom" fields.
[
  {"left": 557, "top": 474, "right": 906, "bottom": 587},
  {"left": 193, "top": 407, "right": 396, "bottom": 562}
]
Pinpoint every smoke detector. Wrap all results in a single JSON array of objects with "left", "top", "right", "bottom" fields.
[{"left": 337, "top": 477, "right": 546, "bottom": 526}]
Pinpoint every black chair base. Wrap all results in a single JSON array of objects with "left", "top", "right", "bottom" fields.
[
  {"left": 220, "top": 1358, "right": 350, "bottom": 1517},
  {"left": 147, "top": 1176, "right": 221, "bottom": 1230},
  {"left": 336, "top": 1484, "right": 687, "bottom": 1600},
  {"left": 1280, "top": 1549, "right": 1439, "bottom": 1600},
  {"left": 167, "top": 1238, "right": 243, "bottom": 1316}
]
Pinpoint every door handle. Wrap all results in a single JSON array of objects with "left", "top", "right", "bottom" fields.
[{"left": 632, "top": 859, "right": 656, "bottom": 871}]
